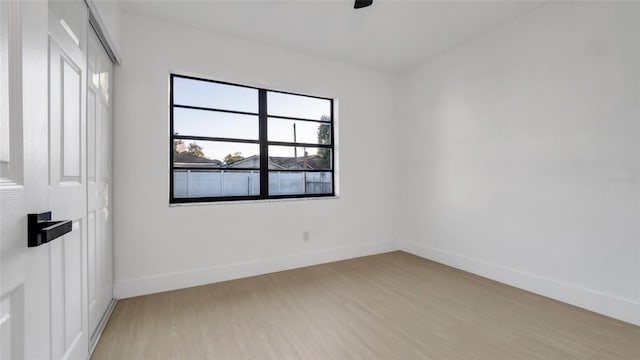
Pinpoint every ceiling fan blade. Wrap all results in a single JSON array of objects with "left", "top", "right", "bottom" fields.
[{"left": 354, "top": 0, "right": 373, "bottom": 9}]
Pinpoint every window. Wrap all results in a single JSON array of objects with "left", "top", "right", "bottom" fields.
[{"left": 170, "top": 74, "right": 335, "bottom": 203}]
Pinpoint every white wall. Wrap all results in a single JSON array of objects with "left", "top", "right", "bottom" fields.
[
  {"left": 113, "top": 13, "right": 397, "bottom": 298},
  {"left": 396, "top": 2, "right": 640, "bottom": 325}
]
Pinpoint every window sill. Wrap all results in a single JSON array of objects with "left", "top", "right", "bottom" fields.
[{"left": 169, "top": 196, "right": 340, "bottom": 207}]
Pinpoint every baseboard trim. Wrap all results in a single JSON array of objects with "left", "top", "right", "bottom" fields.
[
  {"left": 114, "top": 241, "right": 395, "bottom": 299},
  {"left": 89, "top": 298, "right": 118, "bottom": 355},
  {"left": 399, "top": 240, "right": 640, "bottom": 326}
]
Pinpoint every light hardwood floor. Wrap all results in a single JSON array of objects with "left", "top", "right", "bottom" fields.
[{"left": 92, "top": 251, "right": 640, "bottom": 359}]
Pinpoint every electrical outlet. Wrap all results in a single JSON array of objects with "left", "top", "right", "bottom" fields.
[{"left": 302, "top": 231, "right": 310, "bottom": 242}]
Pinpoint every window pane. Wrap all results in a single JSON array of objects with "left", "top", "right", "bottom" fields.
[
  {"left": 173, "top": 76, "right": 258, "bottom": 113},
  {"left": 174, "top": 170, "right": 260, "bottom": 198},
  {"left": 174, "top": 108, "right": 258, "bottom": 140},
  {"left": 269, "top": 171, "right": 332, "bottom": 196},
  {"left": 174, "top": 140, "right": 259, "bottom": 168},
  {"left": 269, "top": 145, "right": 331, "bottom": 170},
  {"left": 268, "top": 118, "right": 330, "bottom": 145},
  {"left": 267, "top": 91, "right": 331, "bottom": 121}
]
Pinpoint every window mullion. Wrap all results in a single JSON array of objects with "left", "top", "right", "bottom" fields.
[
  {"left": 330, "top": 100, "right": 335, "bottom": 197},
  {"left": 259, "top": 89, "right": 268, "bottom": 199},
  {"left": 170, "top": 74, "right": 175, "bottom": 203}
]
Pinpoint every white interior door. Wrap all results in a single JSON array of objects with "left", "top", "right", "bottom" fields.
[
  {"left": 0, "top": 1, "right": 51, "bottom": 358},
  {"left": 87, "top": 27, "right": 113, "bottom": 342},
  {"left": 48, "top": 1, "right": 89, "bottom": 359},
  {"left": 1, "top": 1, "right": 96, "bottom": 358}
]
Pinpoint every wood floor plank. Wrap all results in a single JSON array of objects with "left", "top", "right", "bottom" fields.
[{"left": 92, "top": 251, "right": 640, "bottom": 359}]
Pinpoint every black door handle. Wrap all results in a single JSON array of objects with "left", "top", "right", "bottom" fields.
[{"left": 28, "top": 212, "right": 72, "bottom": 247}]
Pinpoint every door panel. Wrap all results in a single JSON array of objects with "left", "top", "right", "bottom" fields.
[
  {"left": 0, "top": 286, "right": 24, "bottom": 359},
  {"left": 63, "top": 223, "right": 82, "bottom": 348},
  {"left": 62, "top": 59, "right": 82, "bottom": 180},
  {"left": 0, "top": 0, "right": 11, "bottom": 172},
  {"left": 50, "top": 42, "right": 83, "bottom": 185},
  {"left": 50, "top": 223, "right": 85, "bottom": 360},
  {"left": 88, "top": 211, "right": 96, "bottom": 308},
  {"left": 87, "top": 91, "right": 96, "bottom": 181}
]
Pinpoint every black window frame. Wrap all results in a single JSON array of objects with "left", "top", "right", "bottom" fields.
[{"left": 169, "top": 73, "right": 335, "bottom": 203}]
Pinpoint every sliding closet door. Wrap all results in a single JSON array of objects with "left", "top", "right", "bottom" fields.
[{"left": 87, "top": 27, "right": 113, "bottom": 342}]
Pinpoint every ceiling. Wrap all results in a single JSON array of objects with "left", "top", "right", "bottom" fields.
[{"left": 120, "top": 0, "right": 546, "bottom": 72}]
